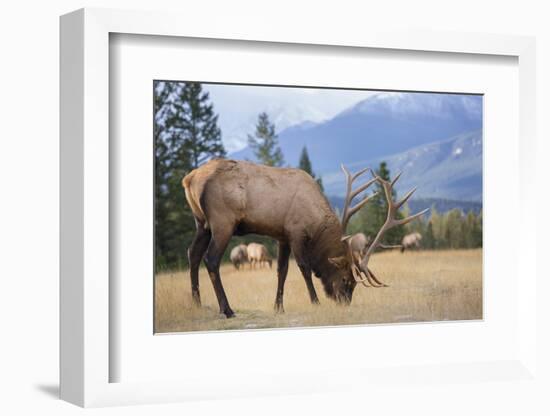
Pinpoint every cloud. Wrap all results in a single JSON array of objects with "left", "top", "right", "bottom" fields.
[{"left": 204, "top": 83, "right": 378, "bottom": 152}]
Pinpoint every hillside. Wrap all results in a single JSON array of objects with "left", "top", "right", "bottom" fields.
[{"left": 323, "top": 130, "right": 482, "bottom": 202}]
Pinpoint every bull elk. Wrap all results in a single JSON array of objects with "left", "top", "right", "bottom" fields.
[{"left": 183, "top": 159, "right": 427, "bottom": 317}]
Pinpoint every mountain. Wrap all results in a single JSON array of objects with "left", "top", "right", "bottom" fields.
[
  {"left": 230, "top": 93, "right": 482, "bottom": 174},
  {"left": 322, "top": 130, "right": 483, "bottom": 202}
]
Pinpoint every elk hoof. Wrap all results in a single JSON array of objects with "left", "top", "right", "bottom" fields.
[
  {"left": 222, "top": 308, "right": 235, "bottom": 318},
  {"left": 191, "top": 293, "right": 201, "bottom": 307},
  {"left": 274, "top": 303, "right": 285, "bottom": 314}
]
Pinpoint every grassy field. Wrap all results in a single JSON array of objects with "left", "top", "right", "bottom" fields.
[{"left": 154, "top": 249, "right": 482, "bottom": 333}]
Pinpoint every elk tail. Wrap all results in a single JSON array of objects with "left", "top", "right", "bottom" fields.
[{"left": 182, "top": 170, "right": 207, "bottom": 226}]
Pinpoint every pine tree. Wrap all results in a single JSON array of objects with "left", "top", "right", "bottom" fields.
[
  {"left": 357, "top": 161, "right": 405, "bottom": 245},
  {"left": 170, "top": 82, "right": 226, "bottom": 169},
  {"left": 154, "top": 81, "right": 226, "bottom": 271},
  {"left": 248, "top": 112, "right": 284, "bottom": 167},
  {"left": 154, "top": 81, "right": 181, "bottom": 270},
  {"left": 298, "top": 146, "right": 324, "bottom": 191},
  {"left": 298, "top": 146, "right": 313, "bottom": 174}
]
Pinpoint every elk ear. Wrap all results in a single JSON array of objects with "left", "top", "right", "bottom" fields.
[{"left": 328, "top": 256, "right": 347, "bottom": 269}]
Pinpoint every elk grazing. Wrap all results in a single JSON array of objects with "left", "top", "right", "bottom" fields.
[
  {"left": 230, "top": 244, "right": 248, "bottom": 270},
  {"left": 401, "top": 232, "right": 422, "bottom": 252},
  {"left": 183, "top": 159, "right": 427, "bottom": 317},
  {"left": 348, "top": 233, "right": 370, "bottom": 258},
  {"left": 247, "top": 242, "right": 273, "bottom": 269}
]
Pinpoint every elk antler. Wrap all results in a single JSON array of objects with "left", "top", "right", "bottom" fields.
[
  {"left": 340, "top": 165, "right": 378, "bottom": 233},
  {"left": 341, "top": 234, "right": 389, "bottom": 288},
  {"left": 355, "top": 169, "right": 429, "bottom": 286},
  {"left": 340, "top": 165, "right": 385, "bottom": 288}
]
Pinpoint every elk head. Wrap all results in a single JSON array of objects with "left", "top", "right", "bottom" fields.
[{"left": 333, "top": 165, "right": 428, "bottom": 291}]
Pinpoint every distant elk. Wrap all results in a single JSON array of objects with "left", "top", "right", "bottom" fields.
[
  {"left": 230, "top": 244, "right": 248, "bottom": 270},
  {"left": 183, "top": 159, "right": 426, "bottom": 317},
  {"left": 401, "top": 232, "right": 422, "bottom": 252},
  {"left": 247, "top": 242, "right": 273, "bottom": 269}
]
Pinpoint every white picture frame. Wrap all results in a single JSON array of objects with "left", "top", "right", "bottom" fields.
[{"left": 60, "top": 7, "right": 538, "bottom": 408}]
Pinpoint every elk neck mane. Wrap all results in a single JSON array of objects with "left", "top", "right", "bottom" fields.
[{"left": 308, "top": 209, "right": 346, "bottom": 279}]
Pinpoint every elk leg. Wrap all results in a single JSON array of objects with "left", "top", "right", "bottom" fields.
[
  {"left": 187, "top": 220, "right": 211, "bottom": 306},
  {"left": 291, "top": 243, "right": 320, "bottom": 304},
  {"left": 274, "top": 241, "right": 290, "bottom": 313},
  {"left": 299, "top": 264, "right": 320, "bottom": 304},
  {"left": 203, "top": 225, "right": 235, "bottom": 318}
]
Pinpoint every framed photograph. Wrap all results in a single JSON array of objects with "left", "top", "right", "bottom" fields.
[
  {"left": 60, "top": 8, "right": 538, "bottom": 407},
  {"left": 152, "top": 81, "right": 484, "bottom": 333}
]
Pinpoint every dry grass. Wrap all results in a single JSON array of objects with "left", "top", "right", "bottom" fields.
[{"left": 155, "top": 249, "right": 482, "bottom": 333}]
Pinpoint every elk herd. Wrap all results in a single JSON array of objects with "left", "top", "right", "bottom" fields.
[
  {"left": 183, "top": 159, "right": 427, "bottom": 318},
  {"left": 230, "top": 242, "right": 273, "bottom": 270},
  {"left": 230, "top": 233, "right": 420, "bottom": 272}
]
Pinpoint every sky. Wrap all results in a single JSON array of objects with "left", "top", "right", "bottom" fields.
[{"left": 203, "top": 83, "right": 381, "bottom": 153}]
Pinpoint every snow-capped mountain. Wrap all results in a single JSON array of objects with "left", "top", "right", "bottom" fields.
[
  {"left": 231, "top": 93, "right": 481, "bottom": 168},
  {"left": 229, "top": 92, "right": 483, "bottom": 202}
]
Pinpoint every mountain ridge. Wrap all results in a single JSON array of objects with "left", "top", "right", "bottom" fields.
[
  {"left": 229, "top": 92, "right": 482, "bottom": 202},
  {"left": 322, "top": 130, "right": 482, "bottom": 202}
]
